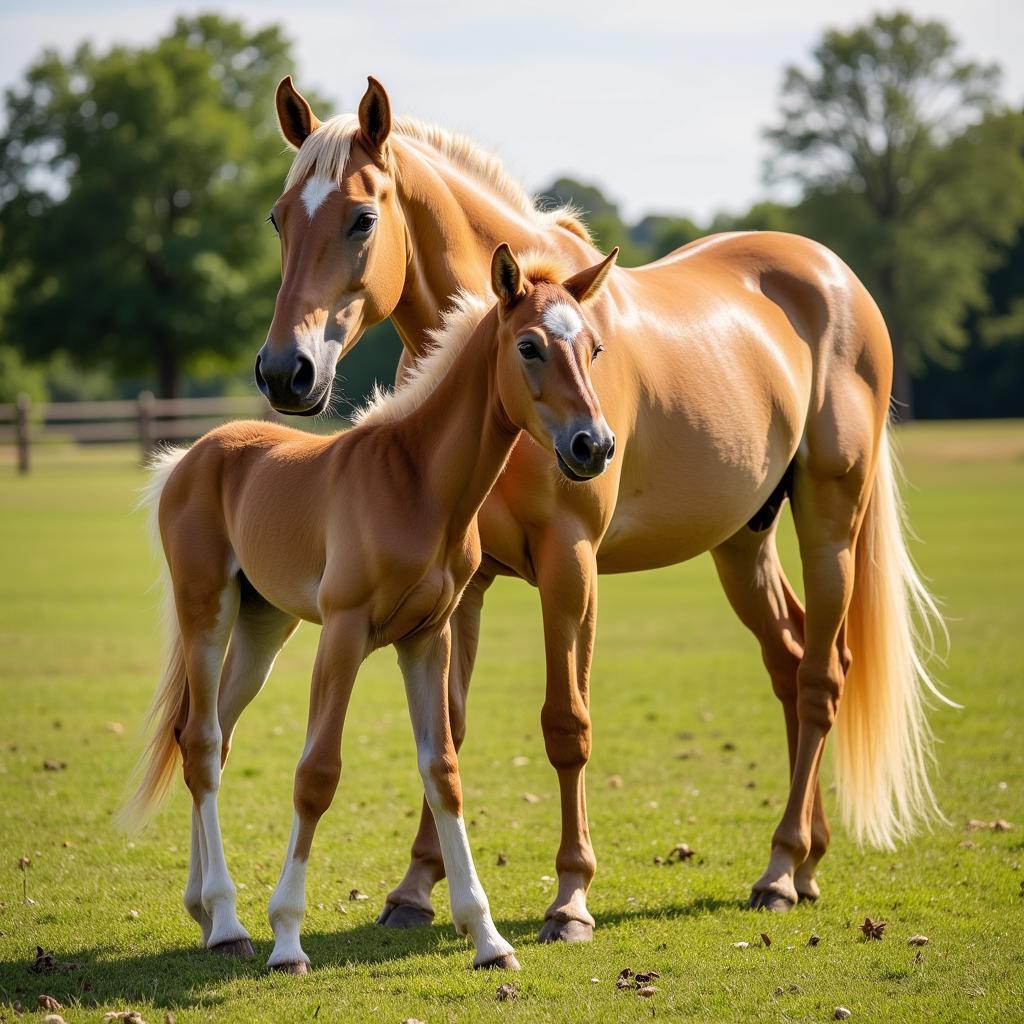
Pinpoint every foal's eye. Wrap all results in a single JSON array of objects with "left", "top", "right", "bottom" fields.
[
  {"left": 267, "top": 211, "right": 279, "bottom": 234},
  {"left": 593, "top": 345, "right": 605, "bottom": 360},
  {"left": 351, "top": 212, "right": 377, "bottom": 235},
  {"left": 517, "top": 339, "right": 541, "bottom": 361}
]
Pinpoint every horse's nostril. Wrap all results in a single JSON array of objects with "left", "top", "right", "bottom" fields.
[
  {"left": 290, "top": 355, "right": 315, "bottom": 397},
  {"left": 570, "top": 431, "right": 593, "bottom": 464},
  {"left": 606, "top": 437, "right": 616, "bottom": 462}
]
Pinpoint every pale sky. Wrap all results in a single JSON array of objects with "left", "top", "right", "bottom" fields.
[{"left": 1, "top": 0, "right": 1021, "bottom": 222}]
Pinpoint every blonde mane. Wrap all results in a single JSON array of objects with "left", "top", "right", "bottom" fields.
[
  {"left": 353, "top": 251, "right": 572, "bottom": 429},
  {"left": 283, "top": 114, "right": 590, "bottom": 240}
]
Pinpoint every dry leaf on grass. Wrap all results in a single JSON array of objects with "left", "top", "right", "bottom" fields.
[
  {"left": 907, "top": 935, "right": 929, "bottom": 946},
  {"left": 43, "top": 1015, "right": 67, "bottom": 1024},
  {"left": 522, "top": 792, "right": 541, "bottom": 804},
  {"left": 348, "top": 889, "right": 369, "bottom": 902},
  {"left": 834, "top": 1008, "right": 852, "bottom": 1020},
  {"left": 496, "top": 852, "right": 508, "bottom": 867},
  {"left": 103, "top": 1012, "right": 146, "bottom": 1024},
  {"left": 860, "top": 917, "right": 886, "bottom": 941},
  {"left": 760, "top": 932, "right": 772, "bottom": 948},
  {"left": 495, "top": 983, "right": 517, "bottom": 1001},
  {"left": 30, "top": 946, "right": 79, "bottom": 974},
  {"left": 807, "top": 934, "right": 821, "bottom": 947},
  {"left": 636, "top": 985, "right": 658, "bottom": 997},
  {"left": 38, "top": 995, "right": 63, "bottom": 1011}
]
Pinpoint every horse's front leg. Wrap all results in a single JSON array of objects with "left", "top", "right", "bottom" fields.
[
  {"left": 535, "top": 527, "right": 599, "bottom": 943},
  {"left": 396, "top": 624, "right": 518, "bottom": 970},
  {"left": 378, "top": 568, "right": 494, "bottom": 929},
  {"left": 267, "top": 611, "right": 364, "bottom": 973}
]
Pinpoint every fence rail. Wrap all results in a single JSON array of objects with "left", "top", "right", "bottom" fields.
[{"left": 0, "top": 392, "right": 280, "bottom": 474}]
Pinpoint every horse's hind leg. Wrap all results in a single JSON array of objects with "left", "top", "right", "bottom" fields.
[
  {"left": 749, "top": 436, "right": 872, "bottom": 911},
  {"left": 711, "top": 526, "right": 833, "bottom": 905}
]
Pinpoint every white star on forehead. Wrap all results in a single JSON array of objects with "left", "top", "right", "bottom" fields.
[
  {"left": 300, "top": 175, "right": 337, "bottom": 219},
  {"left": 541, "top": 301, "right": 583, "bottom": 340}
]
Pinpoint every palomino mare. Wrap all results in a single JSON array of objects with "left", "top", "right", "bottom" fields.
[
  {"left": 122, "top": 245, "right": 619, "bottom": 971},
  {"left": 248, "top": 77, "right": 946, "bottom": 941}
]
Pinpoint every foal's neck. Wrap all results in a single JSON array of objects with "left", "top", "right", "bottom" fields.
[
  {"left": 391, "top": 139, "right": 583, "bottom": 359},
  {"left": 391, "top": 314, "right": 517, "bottom": 539}
]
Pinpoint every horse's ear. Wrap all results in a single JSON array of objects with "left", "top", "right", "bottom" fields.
[
  {"left": 562, "top": 247, "right": 619, "bottom": 305},
  {"left": 358, "top": 76, "right": 392, "bottom": 153},
  {"left": 491, "top": 244, "right": 526, "bottom": 308},
  {"left": 276, "top": 76, "right": 321, "bottom": 150}
]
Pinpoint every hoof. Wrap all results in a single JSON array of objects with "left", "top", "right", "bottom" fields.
[
  {"left": 210, "top": 937, "right": 255, "bottom": 957},
  {"left": 270, "top": 960, "right": 308, "bottom": 975},
  {"left": 475, "top": 952, "right": 521, "bottom": 971},
  {"left": 377, "top": 902, "right": 435, "bottom": 929},
  {"left": 538, "top": 917, "right": 594, "bottom": 943},
  {"left": 748, "top": 888, "right": 796, "bottom": 913},
  {"left": 796, "top": 889, "right": 819, "bottom": 904}
]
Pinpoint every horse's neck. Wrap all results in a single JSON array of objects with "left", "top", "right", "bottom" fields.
[
  {"left": 391, "top": 139, "right": 579, "bottom": 358},
  {"left": 390, "top": 317, "right": 517, "bottom": 536}
]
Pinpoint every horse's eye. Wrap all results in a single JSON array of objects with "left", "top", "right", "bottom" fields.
[
  {"left": 517, "top": 339, "right": 541, "bottom": 361},
  {"left": 593, "top": 345, "right": 605, "bottom": 360},
  {"left": 267, "top": 211, "right": 278, "bottom": 234},
  {"left": 351, "top": 212, "right": 377, "bottom": 235}
]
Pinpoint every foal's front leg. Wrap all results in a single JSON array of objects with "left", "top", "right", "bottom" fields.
[
  {"left": 267, "top": 612, "right": 364, "bottom": 972},
  {"left": 397, "top": 626, "right": 518, "bottom": 970},
  {"left": 379, "top": 568, "right": 494, "bottom": 929}
]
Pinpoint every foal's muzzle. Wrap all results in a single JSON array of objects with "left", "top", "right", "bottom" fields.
[{"left": 554, "top": 422, "right": 616, "bottom": 481}]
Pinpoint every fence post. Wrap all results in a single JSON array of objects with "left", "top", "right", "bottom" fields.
[
  {"left": 15, "top": 393, "right": 31, "bottom": 475},
  {"left": 137, "top": 390, "right": 155, "bottom": 462}
]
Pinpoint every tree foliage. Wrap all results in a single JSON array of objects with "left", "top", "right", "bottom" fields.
[
  {"left": 763, "top": 11, "right": 1024, "bottom": 414},
  {"left": 0, "top": 15, "right": 301, "bottom": 397}
]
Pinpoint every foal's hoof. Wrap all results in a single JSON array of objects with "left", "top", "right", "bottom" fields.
[
  {"left": 210, "top": 937, "right": 255, "bottom": 957},
  {"left": 797, "top": 889, "right": 820, "bottom": 904},
  {"left": 377, "top": 902, "right": 434, "bottom": 929},
  {"left": 270, "top": 961, "right": 308, "bottom": 975},
  {"left": 475, "top": 952, "right": 521, "bottom": 971},
  {"left": 748, "top": 888, "right": 796, "bottom": 913},
  {"left": 538, "top": 917, "right": 594, "bottom": 943}
]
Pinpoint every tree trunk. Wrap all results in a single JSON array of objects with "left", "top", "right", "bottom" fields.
[{"left": 156, "top": 344, "right": 180, "bottom": 399}]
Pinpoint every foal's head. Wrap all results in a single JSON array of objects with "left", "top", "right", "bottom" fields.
[
  {"left": 257, "top": 77, "right": 406, "bottom": 414},
  {"left": 490, "top": 245, "right": 617, "bottom": 481}
]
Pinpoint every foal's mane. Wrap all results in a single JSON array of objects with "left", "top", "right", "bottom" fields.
[
  {"left": 283, "top": 114, "right": 590, "bottom": 240},
  {"left": 353, "top": 251, "right": 572, "bottom": 429}
]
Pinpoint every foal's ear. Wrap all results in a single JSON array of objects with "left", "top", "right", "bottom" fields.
[
  {"left": 358, "top": 76, "right": 393, "bottom": 154},
  {"left": 276, "top": 76, "right": 321, "bottom": 150},
  {"left": 562, "top": 247, "right": 619, "bottom": 305},
  {"left": 491, "top": 244, "right": 527, "bottom": 309}
]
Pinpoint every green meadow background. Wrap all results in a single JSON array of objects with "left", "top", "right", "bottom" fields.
[{"left": 1, "top": 421, "right": 1022, "bottom": 1023}]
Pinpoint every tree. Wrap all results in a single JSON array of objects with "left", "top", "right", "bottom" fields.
[
  {"left": 0, "top": 15, "right": 302, "bottom": 397},
  {"left": 764, "top": 12, "right": 1024, "bottom": 416}
]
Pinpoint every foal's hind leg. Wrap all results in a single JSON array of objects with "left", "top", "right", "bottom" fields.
[
  {"left": 749, "top": 449, "right": 871, "bottom": 911},
  {"left": 173, "top": 558, "right": 254, "bottom": 953},
  {"left": 184, "top": 589, "right": 299, "bottom": 943},
  {"left": 712, "top": 526, "right": 833, "bottom": 905}
]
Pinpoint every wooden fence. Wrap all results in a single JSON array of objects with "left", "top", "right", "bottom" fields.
[{"left": 0, "top": 392, "right": 281, "bottom": 474}]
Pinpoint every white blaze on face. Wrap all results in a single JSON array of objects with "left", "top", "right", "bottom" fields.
[
  {"left": 300, "top": 175, "right": 337, "bottom": 219},
  {"left": 542, "top": 301, "right": 583, "bottom": 341}
]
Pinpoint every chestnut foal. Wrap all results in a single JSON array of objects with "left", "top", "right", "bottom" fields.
[{"left": 123, "top": 245, "right": 617, "bottom": 972}]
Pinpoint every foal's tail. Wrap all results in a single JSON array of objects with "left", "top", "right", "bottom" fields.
[
  {"left": 117, "top": 448, "right": 191, "bottom": 832},
  {"left": 834, "top": 428, "right": 954, "bottom": 849}
]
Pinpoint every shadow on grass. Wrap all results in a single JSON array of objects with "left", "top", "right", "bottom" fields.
[{"left": 0, "top": 895, "right": 737, "bottom": 1011}]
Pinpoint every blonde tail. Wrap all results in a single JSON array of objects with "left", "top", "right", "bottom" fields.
[
  {"left": 834, "top": 428, "right": 954, "bottom": 849},
  {"left": 117, "top": 447, "right": 190, "bottom": 831}
]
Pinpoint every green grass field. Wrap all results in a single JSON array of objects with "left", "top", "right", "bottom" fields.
[{"left": 1, "top": 422, "right": 1022, "bottom": 1023}]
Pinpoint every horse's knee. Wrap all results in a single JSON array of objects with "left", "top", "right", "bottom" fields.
[
  {"left": 179, "top": 721, "right": 221, "bottom": 794},
  {"left": 294, "top": 754, "right": 341, "bottom": 824},
  {"left": 541, "top": 704, "right": 592, "bottom": 770},
  {"left": 419, "top": 751, "right": 462, "bottom": 817}
]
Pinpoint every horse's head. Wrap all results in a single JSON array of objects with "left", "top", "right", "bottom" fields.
[
  {"left": 490, "top": 245, "right": 617, "bottom": 481},
  {"left": 258, "top": 77, "right": 405, "bottom": 414}
]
